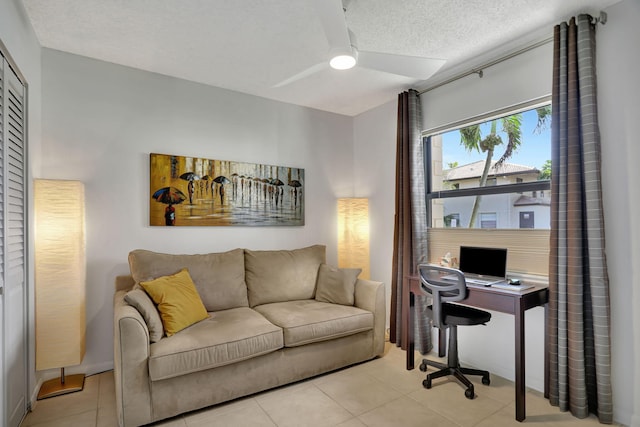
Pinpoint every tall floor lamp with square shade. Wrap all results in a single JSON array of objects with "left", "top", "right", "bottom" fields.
[
  {"left": 34, "top": 179, "right": 86, "bottom": 399},
  {"left": 337, "top": 198, "right": 370, "bottom": 279}
]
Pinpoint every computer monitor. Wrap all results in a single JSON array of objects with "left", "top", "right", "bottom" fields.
[{"left": 458, "top": 246, "right": 508, "bottom": 278}]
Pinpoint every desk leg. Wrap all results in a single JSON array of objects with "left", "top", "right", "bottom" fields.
[
  {"left": 544, "top": 302, "right": 549, "bottom": 398},
  {"left": 515, "top": 298, "right": 526, "bottom": 422},
  {"left": 406, "top": 290, "right": 415, "bottom": 370}
]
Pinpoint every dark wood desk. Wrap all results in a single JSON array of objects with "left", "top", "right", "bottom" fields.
[{"left": 404, "top": 275, "right": 549, "bottom": 422}]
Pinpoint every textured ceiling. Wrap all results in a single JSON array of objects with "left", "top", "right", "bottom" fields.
[{"left": 22, "top": 0, "right": 620, "bottom": 116}]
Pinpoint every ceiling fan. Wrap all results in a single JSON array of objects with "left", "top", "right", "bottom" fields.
[{"left": 274, "top": 0, "right": 446, "bottom": 87}]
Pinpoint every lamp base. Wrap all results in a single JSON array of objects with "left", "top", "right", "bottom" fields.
[{"left": 37, "top": 373, "right": 85, "bottom": 400}]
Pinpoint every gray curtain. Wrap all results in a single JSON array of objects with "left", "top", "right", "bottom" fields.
[
  {"left": 548, "top": 14, "right": 613, "bottom": 423},
  {"left": 390, "top": 89, "right": 431, "bottom": 353}
]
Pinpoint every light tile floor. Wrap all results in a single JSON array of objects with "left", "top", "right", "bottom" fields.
[{"left": 21, "top": 343, "right": 617, "bottom": 427}]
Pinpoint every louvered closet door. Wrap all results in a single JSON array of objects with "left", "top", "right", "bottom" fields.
[
  {"left": 0, "top": 52, "right": 27, "bottom": 427},
  {"left": 0, "top": 53, "right": 4, "bottom": 427}
]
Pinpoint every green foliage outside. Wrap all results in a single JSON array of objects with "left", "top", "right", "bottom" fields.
[{"left": 458, "top": 107, "right": 551, "bottom": 228}]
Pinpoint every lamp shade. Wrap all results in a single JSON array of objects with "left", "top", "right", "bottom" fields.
[
  {"left": 34, "top": 179, "right": 86, "bottom": 371},
  {"left": 337, "top": 198, "right": 370, "bottom": 279}
]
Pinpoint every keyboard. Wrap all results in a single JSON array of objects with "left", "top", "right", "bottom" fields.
[
  {"left": 466, "top": 278, "right": 502, "bottom": 286},
  {"left": 441, "top": 274, "right": 505, "bottom": 287},
  {"left": 490, "top": 283, "right": 534, "bottom": 291}
]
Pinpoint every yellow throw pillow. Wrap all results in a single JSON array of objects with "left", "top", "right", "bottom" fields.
[{"left": 140, "top": 268, "right": 208, "bottom": 337}]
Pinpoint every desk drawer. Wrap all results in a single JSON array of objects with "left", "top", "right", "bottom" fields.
[{"left": 464, "top": 290, "right": 516, "bottom": 314}]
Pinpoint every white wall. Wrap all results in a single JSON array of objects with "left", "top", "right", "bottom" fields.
[
  {"left": 40, "top": 49, "right": 355, "bottom": 377},
  {"left": 422, "top": 42, "right": 553, "bottom": 132},
  {"left": 597, "top": 1, "right": 640, "bottom": 425},
  {"left": 0, "top": 0, "right": 42, "bottom": 410},
  {"left": 353, "top": 2, "right": 639, "bottom": 424},
  {"left": 353, "top": 99, "right": 397, "bottom": 322}
]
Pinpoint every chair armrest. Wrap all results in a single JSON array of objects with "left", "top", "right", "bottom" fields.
[
  {"left": 113, "top": 290, "right": 153, "bottom": 427},
  {"left": 354, "top": 279, "right": 386, "bottom": 357}
]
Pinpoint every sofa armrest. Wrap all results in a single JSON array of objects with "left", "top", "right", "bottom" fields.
[
  {"left": 354, "top": 279, "right": 386, "bottom": 357},
  {"left": 114, "top": 290, "right": 153, "bottom": 427},
  {"left": 115, "top": 275, "right": 135, "bottom": 292}
]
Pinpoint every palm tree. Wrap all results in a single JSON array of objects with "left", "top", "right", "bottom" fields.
[
  {"left": 459, "top": 107, "right": 551, "bottom": 228},
  {"left": 539, "top": 159, "right": 552, "bottom": 180},
  {"left": 534, "top": 105, "right": 552, "bottom": 134},
  {"left": 459, "top": 114, "right": 522, "bottom": 227}
]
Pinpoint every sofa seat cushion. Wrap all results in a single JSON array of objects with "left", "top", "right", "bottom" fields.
[
  {"left": 254, "top": 300, "right": 373, "bottom": 347},
  {"left": 148, "top": 307, "right": 283, "bottom": 381}
]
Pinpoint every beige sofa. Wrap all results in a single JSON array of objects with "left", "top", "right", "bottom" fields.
[{"left": 113, "top": 245, "right": 386, "bottom": 427}]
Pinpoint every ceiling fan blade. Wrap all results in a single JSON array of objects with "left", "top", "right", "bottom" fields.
[
  {"left": 273, "top": 61, "right": 328, "bottom": 88},
  {"left": 358, "top": 51, "right": 446, "bottom": 80},
  {"left": 311, "top": 0, "right": 352, "bottom": 51}
]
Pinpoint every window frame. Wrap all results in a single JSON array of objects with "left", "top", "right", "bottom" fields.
[
  {"left": 422, "top": 97, "right": 552, "bottom": 277},
  {"left": 423, "top": 97, "right": 552, "bottom": 230}
]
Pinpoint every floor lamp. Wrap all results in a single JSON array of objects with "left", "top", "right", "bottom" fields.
[
  {"left": 34, "top": 179, "right": 86, "bottom": 399},
  {"left": 337, "top": 198, "right": 370, "bottom": 279}
]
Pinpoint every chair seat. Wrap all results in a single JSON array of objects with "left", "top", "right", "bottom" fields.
[{"left": 427, "top": 303, "right": 491, "bottom": 326}]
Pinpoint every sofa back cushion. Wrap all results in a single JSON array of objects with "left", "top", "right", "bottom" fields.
[
  {"left": 128, "top": 248, "right": 248, "bottom": 311},
  {"left": 244, "top": 245, "right": 326, "bottom": 307},
  {"left": 315, "top": 264, "right": 361, "bottom": 306}
]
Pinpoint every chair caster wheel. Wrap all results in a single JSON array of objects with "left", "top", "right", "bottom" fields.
[
  {"left": 422, "top": 379, "right": 432, "bottom": 389},
  {"left": 465, "top": 388, "right": 475, "bottom": 399},
  {"left": 482, "top": 376, "right": 490, "bottom": 386},
  {"left": 419, "top": 361, "right": 427, "bottom": 372}
]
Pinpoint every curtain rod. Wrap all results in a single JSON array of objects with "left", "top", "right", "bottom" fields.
[
  {"left": 418, "top": 11, "right": 608, "bottom": 95},
  {"left": 418, "top": 36, "right": 552, "bottom": 95}
]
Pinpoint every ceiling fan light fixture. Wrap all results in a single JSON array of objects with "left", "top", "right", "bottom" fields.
[
  {"left": 330, "top": 54, "right": 357, "bottom": 70},
  {"left": 329, "top": 46, "right": 358, "bottom": 70}
]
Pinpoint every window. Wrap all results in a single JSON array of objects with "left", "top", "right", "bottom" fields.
[
  {"left": 480, "top": 212, "right": 497, "bottom": 228},
  {"left": 445, "top": 213, "right": 460, "bottom": 227},
  {"left": 520, "top": 211, "right": 535, "bottom": 228},
  {"left": 425, "top": 101, "right": 551, "bottom": 276}
]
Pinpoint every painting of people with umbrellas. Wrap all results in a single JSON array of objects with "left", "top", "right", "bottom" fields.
[{"left": 150, "top": 153, "right": 304, "bottom": 226}]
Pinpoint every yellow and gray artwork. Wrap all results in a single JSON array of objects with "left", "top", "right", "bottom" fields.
[{"left": 150, "top": 153, "right": 304, "bottom": 226}]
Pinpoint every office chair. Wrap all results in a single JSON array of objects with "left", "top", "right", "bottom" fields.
[{"left": 417, "top": 264, "right": 491, "bottom": 399}]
